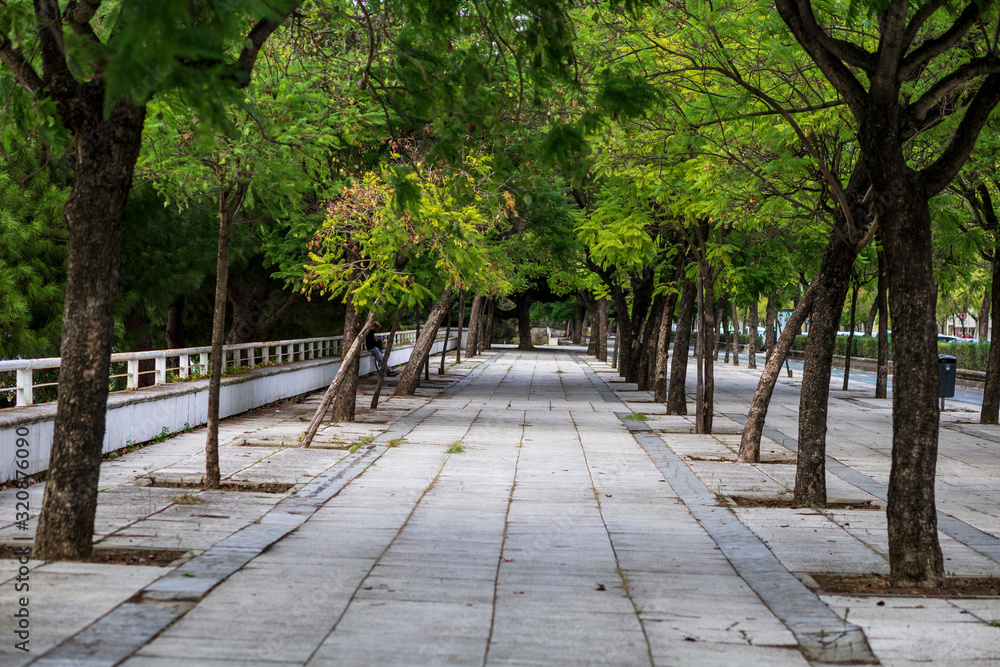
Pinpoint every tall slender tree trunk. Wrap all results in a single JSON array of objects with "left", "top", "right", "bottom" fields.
[
  {"left": 667, "top": 278, "right": 696, "bottom": 415},
  {"left": 747, "top": 302, "right": 758, "bottom": 370},
  {"left": 696, "top": 267, "right": 716, "bottom": 434},
  {"left": 792, "top": 166, "right": 862, "bottom": 506},
  {"left": 33, "top": 102, "right": 147, "bottom": 561},
  {"left": 738, "top": 280, "right": 818, "bottom": 463},
  {"left": 876, "top": 246, "right": 890, "bottom": 399},
  {"left": 204, "top": 180, "right": 250, "bottom": 490},
  {"left": 484, "top": 300, "right": 496, "bottom": 351},
  {"left": 731, "top": 300, "right": 740, "bottom": 366},
  {"left": 654, "top": 290, "right": 679, "bottom": 403},
  {"left": 980, "top": 286, "right": 991, "bottom": 342},
  {"left": 843, "top": 279, "right": 861, "bottom": 391},
  {"left": 466, "top": 295, "right": 484, "bottom": 358},
  {"left": 455, "top": 292, "right": 464, "bottom": 364},
  {"left": 981, "top": 250, "right": 1000, "bottom": 423},
  {"left": 596, "top": 299, "right": 610, "bottom": 362},
  {"left": 395, "top": 289, "right": 456, "bottom": 395},
  {"left": 612, "top": 320, "right": 620, "bottom": 369},
  {"left": 439, "top": 304, "right": 452, "bottom": 375},
  {"left": 765, "top": 294, "right": 778, "bottom": 363}
]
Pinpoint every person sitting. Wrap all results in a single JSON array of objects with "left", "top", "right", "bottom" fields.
[{"left": 365, "top": 321, "right": 397, "bottom": 376}]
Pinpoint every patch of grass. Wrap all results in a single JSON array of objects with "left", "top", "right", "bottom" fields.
[
  {"left": 623, "top": 413, "right": 649, "bottom": 421},
  {"left": 446, "top": 443, "right": 465, "bottom": 454},
  {"left": 988, "top": 620, "right": 1000, "bottom": 628},
  {"left": 555, "top": 370, "right": 565, "bottom": 374},
  {"left": 349, "top": 434, "right": 377, "bottom": 453},
  {"left": 173, "top": 493, "right": 205, "bottom": 505},
  {"left": 153, "top": 426, "right": 171, "bottom": 443},
  {"left": 519, "top": 423, "right": 531, "bottom": 427},
  {"left": 387, "top": 438, "right": 405, "bottom": 447}
]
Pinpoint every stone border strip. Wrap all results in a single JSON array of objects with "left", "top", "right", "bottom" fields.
[
  {"left": 571, "top": 357, "right": 877, "bottom": 665},
  {"left": 752, "top": 421, "right": 1000, "bottom": 566},
  {"left": 30, "top": 360, "right": 496, "bottom": 666}
]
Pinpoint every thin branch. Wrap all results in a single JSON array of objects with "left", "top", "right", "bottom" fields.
[
  {"left": 900, "top": 1, "right": 989, "bottom": 80},
  {"left": 0, "top": 38, "right": 44, "bottom": 95}
]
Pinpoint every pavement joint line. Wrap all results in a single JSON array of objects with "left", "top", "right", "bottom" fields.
[
  {"left": 304, "top": 444, "right": 454, "bottom": 664},
  {"left": 569, "top": 409, "right": 656, "bottom": 667},
  {"left": 481, "top": 406, "right": 526, "bottom": 667},
  {"left": 574, "top": 357, "right": 878, "bottom": 666},
  {"left": 743, "top": 418, "right": 1000, "bottom": 567},
  {"left": 27, "top": 376, "right": 464, "bottom": 667}
]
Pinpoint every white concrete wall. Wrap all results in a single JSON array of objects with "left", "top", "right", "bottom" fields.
[{"left": 0, "top": 335, "right": 462, "bottom": 483}]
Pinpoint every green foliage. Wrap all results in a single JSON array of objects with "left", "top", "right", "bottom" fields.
[{"left": 0, "top": 139, "right": 69, "bottom": 359}]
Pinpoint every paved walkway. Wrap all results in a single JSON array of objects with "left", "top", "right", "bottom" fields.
[{"left": 3, "top": 347, "right": 1000, "bottom": 665}]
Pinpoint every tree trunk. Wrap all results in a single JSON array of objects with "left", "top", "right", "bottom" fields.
[
  {"left": 982, "top": 250, "right": 1000, "bottom": 423},
  {"left": 466, "top": 295, "right": 484, "bottom": 358},
  {"left": 395, "top": 289, "right": 456, "bottom": 395},
  {"left": 301, "top": 310, "right": 378, "bottom": 449},
  {"left": 696, "top": 268, "right": 716, "bottom": 434},
  {"left": 747, "top": 302, "right": 758, "bottom": 370},
  {"left": 123, "top": 305, "right": 155, "bottom": 388},
  {"left": 572, "top": 304, "right": 586, "bottom": 344},
  {"left": 479, "top": 299, "right": 492, "bottom": 351},
  {"left": 454, "top": 292, "right": 464, "bottom": 363},
  {"left": 165, "top": 295, "right": 185, "bottom": 349},
  {"left": 738, "top": 279, "right": 818, "bottom": 463},
  {"left": 667, "top": 278, "right": 696, "bottom": 415},
  {"left": 439, "top": 304, "right": 452, "bottom": 375},
  {"left": 612, "top": 320, "right": 620, "bottom": 369},
  {"left": 793, "top": 236, "right": 855, "bottom": 506},
  {"left": 843, "top": 279, "right": 861, "bottom": 391},
  {"left": 879, "top": 172, "right": 944, "bottom": 587},
  {"left": 33, "top": 102, "right": 147, "bottom": 561},
  {"left": 980, "top": 286, "right": 991, "bottom": 342},
  {"left": 731, "top": 300, "right": 740, "bottom": 366},
  {"left": 330, "top": 297, "right": 361, "bottom": 422},
  {"left": 654, "top": 290, "right": 679, "bottom": 403},
  {"left": 597, "top": 300, "right": 610, "bottom": 361},
  {"left": 204, "top": 180, "right": 250, "bottom": 489},
  {"left": 876, "top": 246, "right": 889, "bottom": 399},
  {"left": 765, "top": 293, "right": 778, "bottom": 363},
  {"left": 484, "top": 300, "right": 496, "bottom": 351},
  {"left": 864, "top": 300, "right": 878, "bottom": 337},
  {"left": 516, "top": 294, "right": 534, "bottom": 350}
]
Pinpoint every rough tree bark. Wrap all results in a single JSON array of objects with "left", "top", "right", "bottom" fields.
[
  {"left": 166, "top": 296, "right": 185, "bottom": 349},
  {"left": 747, "top": 302, "right": 758, "bottom": 370},
  {"left": 731, "top": 300, "right": 740, "bottom": 366},
  {"left": 765, "top": 294, "right": 777, "bottom": 363},
  {"left": 876, "top": 246, "right": 889, "bottom": 399},
  {"left": 843, "top": 277, "right": 861, "bottom": 390},
  {"left": 330, "top": 297, "right": 361, "bottom": 422},
  {"left": 738, "top": 280, "right": 818, "bottom": 463},
  {"left": 516, "top": 293, "right": 534, "bottom": 350},
  {"left": 395, "top": 288, "right": 456, "bottom": 396},
  {"left": 667, "top": 278, "right": 696, "bottom": 415},
  {"left": 466, "top": 295, "right": 484, "bottom": 358},
  {"left": 455, "top": 292, "right": 464, "bottom": 364},
  {"left": 983, "top": 251, "right": 1000, "bottom": 423},
  {"left": 439, "top": 304, "right": 452, "bottom": 375}
]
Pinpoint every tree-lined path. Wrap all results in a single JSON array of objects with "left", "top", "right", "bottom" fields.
[{"left": 6, "top": 346, "right": 1000, "bottom": 665}]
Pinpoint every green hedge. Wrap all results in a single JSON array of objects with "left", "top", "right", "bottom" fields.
[{"left": 780, "top": 334, "right": 991, "bottom": 372}]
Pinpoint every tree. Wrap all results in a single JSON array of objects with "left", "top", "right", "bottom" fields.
[
  {"left": 775, "top": 0, "right": 1000, "bottom": 587},
  {"left": 0, "top": 0, "right": 303, "bottom": 560}
]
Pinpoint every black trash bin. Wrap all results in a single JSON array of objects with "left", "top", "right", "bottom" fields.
[{"left": 938, "top": 354, "right": 957, "bottom": 398}]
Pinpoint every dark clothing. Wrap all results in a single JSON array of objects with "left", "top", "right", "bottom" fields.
[{"left": 365, "top": 331, "right": 382, "bottom": 351}]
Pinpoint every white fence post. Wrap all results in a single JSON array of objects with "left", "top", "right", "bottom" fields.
[
  {"left": 16, "top": 368, "right": 33, "bottom": 407},
  {"left": 127, "top": 359, "right": 140, "bottom": 389},
  {"left": 155, "top": 357, "right": 167, "bottom": 385}
]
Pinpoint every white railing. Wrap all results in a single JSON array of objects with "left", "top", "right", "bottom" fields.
[{"left": 0, "top": 329, "right": 421, "bottom": 408}]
